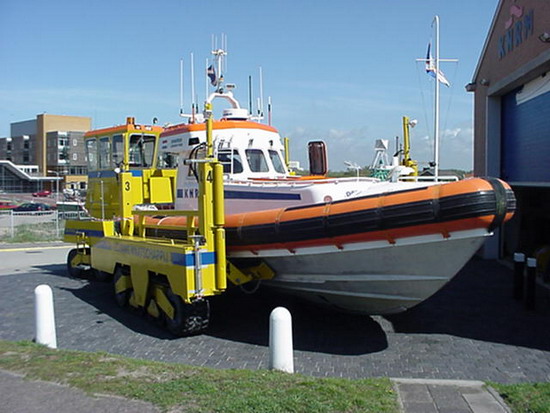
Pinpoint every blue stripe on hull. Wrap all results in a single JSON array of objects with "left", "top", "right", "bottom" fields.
[{"left": 224, "top": 190, "right": 300, "bottom": 200}]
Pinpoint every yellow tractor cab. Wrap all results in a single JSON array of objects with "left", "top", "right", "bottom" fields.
[{"left": 83, "top": 117, "right": 176, "bottom": 220}]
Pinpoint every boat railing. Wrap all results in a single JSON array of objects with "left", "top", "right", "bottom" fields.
[
  {"left": 397, "top": 175, "right": 459, "bottom": 183},
  {"left": 229, "top": 176, "right": 380, "bottom": 187}
]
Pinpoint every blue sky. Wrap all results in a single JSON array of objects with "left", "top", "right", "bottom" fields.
[{"left": 0, "top": 0, "right": 498, "bottom": 171}]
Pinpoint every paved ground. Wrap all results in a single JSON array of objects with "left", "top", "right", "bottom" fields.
[
  {"left": 0, "top": 369, "right": 159, "bottom": 413},
  {"left": 393, "top": 379, "right": 511, "bottom": 413},
  {"left": 0, "top": 369, "right": 512, "bottom": 413},
  {"left": 0, "top": 243, "right": 548, "bottom": 411}
]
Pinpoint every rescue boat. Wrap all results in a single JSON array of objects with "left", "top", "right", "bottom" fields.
[
  {"left": 146, "top": 176, "right": 515, "bottom": 314},
  {"left": 149, "top": 45, "right": 516, "bottom": 314}
]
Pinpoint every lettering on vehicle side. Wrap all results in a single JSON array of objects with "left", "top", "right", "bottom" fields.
[
  {"left": 96, "top": 241, "right": 171, "bottom": 263},
  {"left": 184, "top": 188, "right": 199, "bottom": 198}
]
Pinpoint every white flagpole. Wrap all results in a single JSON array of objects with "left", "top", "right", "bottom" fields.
[{"left": 434, "top": 15, "right": 440, "bottom": 181}]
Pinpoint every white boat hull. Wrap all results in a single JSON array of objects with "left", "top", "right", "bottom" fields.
[{"left": 231, "top": 229, "right": 489, "bottom": 314}]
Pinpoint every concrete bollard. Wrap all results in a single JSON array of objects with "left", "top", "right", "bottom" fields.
[
  {"left": 525, "top": 258, "right": 537, "bottom": 311},
  {"left": 269, "top": 307, "right": 294, "bottom": 373},
  {"left": 513, "top": 252, "right": 525, "bottom": 300},
  {"left": 34, "top": 284, "right": 57, "bottom": 349}
]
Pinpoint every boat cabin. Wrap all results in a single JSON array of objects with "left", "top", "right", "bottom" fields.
[{"left": 160, "top": 108, "right": 289, "bottom": 181}]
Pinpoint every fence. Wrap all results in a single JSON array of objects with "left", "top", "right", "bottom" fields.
[{"left": 0, "top": 210, "right": 89, "bottom": 241}]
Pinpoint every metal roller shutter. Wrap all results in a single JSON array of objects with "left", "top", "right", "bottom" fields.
[{"left": 501, "top": 79, "right": 550, "bottom": 184}]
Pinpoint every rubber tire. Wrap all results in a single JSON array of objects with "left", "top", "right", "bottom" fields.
[
  {"left": 113, "top": 267, "right": 131, "bottom": 308},
  {"left": 67, "top": 249, "right": 83, "bottom": 278},
  {"left": 164, "top": 290, "right": 210, "bottom": 337}
]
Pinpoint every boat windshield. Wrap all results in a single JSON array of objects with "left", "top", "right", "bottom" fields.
[
  {"left": 268, "top": 150, "right": 286, "bottom": 174},
  {"left": 219, "top": 150, "right": 244, "bottom": 174},
  {"left": 245, "top": 149, "right": 269, "bottom": 173}
]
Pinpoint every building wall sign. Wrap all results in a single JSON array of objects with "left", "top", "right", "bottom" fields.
[{"left": 498, "top": 4, "right": 534, "bottom": 59}]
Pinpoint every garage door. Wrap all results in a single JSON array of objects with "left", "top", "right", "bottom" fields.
[{"left": 501, "top": 74, "right": 550, "bottom": 183}]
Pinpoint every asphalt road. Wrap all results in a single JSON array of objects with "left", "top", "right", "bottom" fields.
[{"left": 0, "top": 242, "right": 549, "bottom": 383}]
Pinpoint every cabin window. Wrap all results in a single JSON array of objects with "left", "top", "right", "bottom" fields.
[
  {"left": 98, "top": 136, "right": 111, "bottom": 169},
  {"left": 112, "top": 134, "right": 124, "bottom": 167},
  {"left": 245, "top": 149, "right": 269, "bottom": 173},
  {"left": 268, "top": 150, "right": 286, "bottom": 174},
  {"left": 219, "top": 150, "right": 244, "bottom": 174},
  {"left": 129, "top": 134, "right": 155, "bottom": 167},
  {"left": 158, "top": 152, "right": 178, "bottom": 168},
  {"left": 85, "top": 139, "right": 98, "bottom": 171}
]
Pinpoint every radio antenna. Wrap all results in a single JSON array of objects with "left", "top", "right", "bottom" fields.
[
  {"left": 179, "top": 58, "right": 184, "bottom": 115},
  {"left": 268, "top": 96, "right": 272, "bottom": 125},
  {"left": 190, "top": 53, "right": 196, "bottom": 120},
  {"left": 248, "top": 75, "right": 253, "bottom": 116},
  {"left": 259, "top": 66, "right": 264, "bottom": 118},
  {"left": 222, "top": 33, "right": 227, "bottom": 73}
]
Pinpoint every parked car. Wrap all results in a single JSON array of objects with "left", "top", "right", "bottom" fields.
[
  {"left": 32, "top": 190, "right": 51, "bottom": 197},
  {"left": 0, "top": 200, "right": 18, "bottom": 210},
  {"left": 13, "top": 202, "right": 54, "bottom": 212}
]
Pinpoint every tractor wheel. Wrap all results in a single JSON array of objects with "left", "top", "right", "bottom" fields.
[
  {"left": 113, "top": 267, "right": 132, "bottom": 308},
  {"left": 164, "top": 289, "right": 210, "bottom": 336}
]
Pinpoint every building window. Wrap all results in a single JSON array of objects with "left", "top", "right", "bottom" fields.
[
  {"left": 73, "top": 153, "right": 77, "bottom": 161},
  {"left": 73, "top": 139, "right": 78, "bottom": 147},
  {"left": 59, "top": 148, "right": 68, "bottom": 161},
  {"left": 86, "top": 139, "right": 98, "bottom": 171}
]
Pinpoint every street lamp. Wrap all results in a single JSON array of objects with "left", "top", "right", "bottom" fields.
[{"left": 47, "top": 170, "right": 61, "bottom": 204}]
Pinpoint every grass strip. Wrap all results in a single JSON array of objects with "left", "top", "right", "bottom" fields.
[
  {"left": 490, "top": 382, "right": 550, "bottom": 413},
  {"left": 7, "top": 223, "right": 62, "bottom": 243},
  {"left": 0, "top": 340, "right": 398, "bottom": 413}
]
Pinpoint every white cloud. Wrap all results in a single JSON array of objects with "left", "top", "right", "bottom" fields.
[
  {"left": 285, "top": 124, "right": 473, "bottom": 173},
  {"left": 414, "top": 126, "right": 473, "bottom": 171}
]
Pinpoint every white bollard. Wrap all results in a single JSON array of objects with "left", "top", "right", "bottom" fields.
[
  {"left": 269, "top": 307, "right": 294, "bottom": 373},
  {"left": 34, "top": 284, "right": 57, "bottom": 349}
]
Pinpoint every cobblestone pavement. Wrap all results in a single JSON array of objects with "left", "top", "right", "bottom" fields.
[{"left": 0, "top": 250, "right": 549, "bottom": 384}]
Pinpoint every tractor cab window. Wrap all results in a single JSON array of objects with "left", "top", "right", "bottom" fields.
[
  {"left": 85, "top": 139, "right": 98, "bottom": 171},
  {"left": 245, "top": 149, "right": 269, "bottom": 173},
  {"left": 128, "top": 134, "right": 155, "bottom": 167},
  {"left": 98, "top": 136, "right": 111, "bottom": 169},
  {"left": 112, "top": 134, "right": 124, "bottom": 167}
]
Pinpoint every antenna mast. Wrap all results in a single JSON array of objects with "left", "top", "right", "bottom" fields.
[
  {"left": 416, "top": 15, "right": 457, "bottom": 180},
  {"left": 434, "top": 15, "right": 441, "bottom": 181},
  {"left": 179, "top": 58, "right": 184, "bottom": 115},
  {"left": 248, "top": 75, "right": 253, "bottom": 115},
  {"left": 259, "top": 66, "right": 264, "bottom": 118},
  {"left": 190, "top": 53, "right": 196, "bottom": 120}
]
